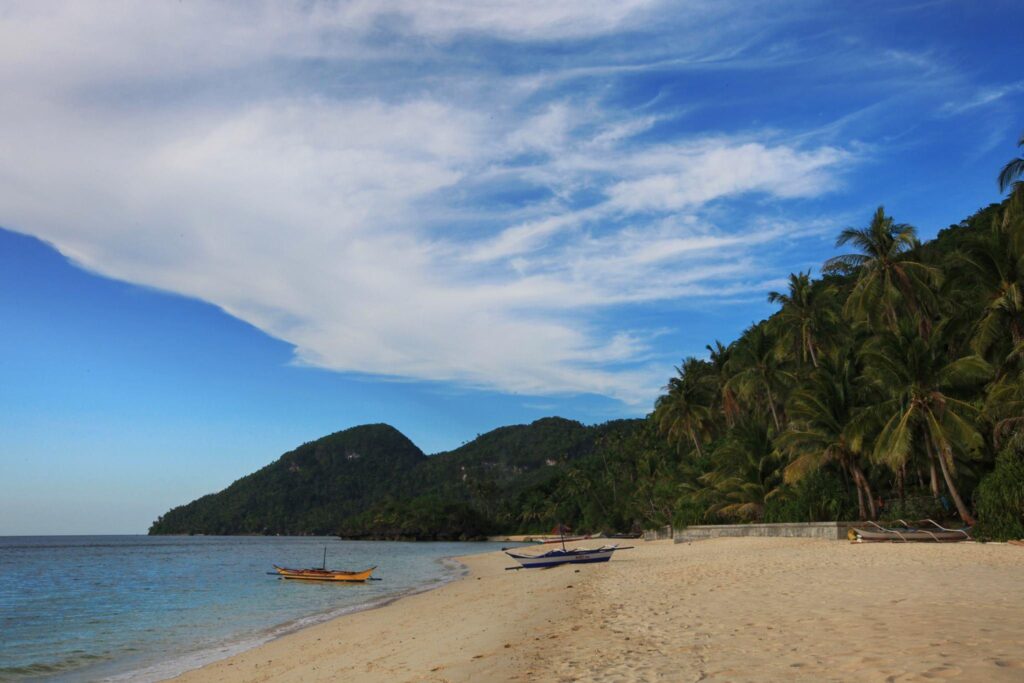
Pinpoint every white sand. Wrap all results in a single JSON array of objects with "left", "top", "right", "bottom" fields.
[{"left": 171, "top": 538, "right": 1024, "bottom": 682}]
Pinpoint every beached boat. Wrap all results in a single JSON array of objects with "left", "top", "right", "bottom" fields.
[
  {"left": 849, "top": 519, "right": 972, "bottom": 543},
  {"left": 505, "top": 544, "right": 629, "bottom": 569},
  {"left": 272, "top": 564, "right": 377, "bottom": 582}
]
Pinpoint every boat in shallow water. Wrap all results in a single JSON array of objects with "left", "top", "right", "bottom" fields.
[
  {"left": 505, "top": 544, "right": 629, "bottom": 569},
  {"left": 272, "top": 564, "right": 377, "bottom": 582}
]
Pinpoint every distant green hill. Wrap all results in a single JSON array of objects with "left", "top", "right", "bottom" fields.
[{"left": 148, "top": 417, "right": 642, "bottom": 538}]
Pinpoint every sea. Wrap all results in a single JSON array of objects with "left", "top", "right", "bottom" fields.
[{"left": 0, "top": 535, "right": 524, "bottom": 682}]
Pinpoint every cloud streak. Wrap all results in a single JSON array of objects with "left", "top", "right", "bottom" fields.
[{"left": 0, "top": 1, "right": 874, "bottom": 407}]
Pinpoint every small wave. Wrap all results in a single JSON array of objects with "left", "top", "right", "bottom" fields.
[{"left": 0, "top": 652, "right": 105, "bottom": 680}]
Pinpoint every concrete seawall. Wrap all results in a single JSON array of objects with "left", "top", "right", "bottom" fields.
[
  {"left": 671, "top": 521, "right": 853, "bottom": 542},
  {"left": 643, "top": 525, "right": 674, "bottom": 541}
]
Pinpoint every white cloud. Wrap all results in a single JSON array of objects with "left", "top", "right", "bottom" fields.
[
  {"left": 363, "top": 0, "right": 661, "bottom": 40},
  {"left": 940, "top": 80, "right": 1024, "bottom": 116},
  {"left": 0, "top": 1, "right": 852, "bottom": 408}
]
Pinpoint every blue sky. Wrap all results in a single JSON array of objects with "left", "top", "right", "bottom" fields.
[{"left": 1, "top": 1, "right": 1022, "bottom": 534}]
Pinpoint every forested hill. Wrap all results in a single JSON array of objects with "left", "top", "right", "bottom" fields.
[
  {"left": 148, "top": 417, "right": 642, "bottom": 538},
  {"left": 151, "top": 151, "right": 1024, "bottom": 541}
]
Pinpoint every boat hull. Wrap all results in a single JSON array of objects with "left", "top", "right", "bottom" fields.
[
  {"left": 506, "top": 545, "right": 619, "bottom": 569},
  {"left": 849, "top": 529, "right": 971, "bottom": 543},
  {"left": 273, "top": 565, "right": 376, "bottom": 582},
  {"left": 848, "top": 520, "right": 972, "bottom": 543}
]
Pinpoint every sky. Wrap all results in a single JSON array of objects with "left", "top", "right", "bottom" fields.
[{"left": 1, "top": 1, "right": 1022, "bottom": 534}]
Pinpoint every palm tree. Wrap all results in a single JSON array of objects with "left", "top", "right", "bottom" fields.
[
  {"left": 701, "top": 419, "right": 783, "bottom": 521},
  {"left": 768, "top": 270, "right": 839, "bottom": 368},
  {"left": 706, "top": 340, "right": 740, "bottom": 425},
  {"left": 984, "top": 341, "right": 1024, "bottom": 447},
  {"left": 953, "top": 208, "right": 1024, "bottom": 357},
  {"left": 725, "top": 323, "right": 793, "bottom": 431},
  {"left": 998, "top": 132, "right": 1024, "bottom": 197},
  {"left": 654, "top": 358, "right": 715, "bottom": 457},
  {"left": 777, "top": 350, "right": 876, "bottom": 519},
  {"left": 860, "top": 320, "right": 993, "bottom": 525},
  {"left": 824, "top": 207, "right": 940, "bottom": 330}
]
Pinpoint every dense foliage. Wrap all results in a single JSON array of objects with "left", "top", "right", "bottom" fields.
[
  {"left": 153, "top": 141, "right": 1024, "bottom": 539},
  {"left": 498, "top": 142, "right": 1024, "bottom": 537},
  {"left": 149, "top": 417, "right": 643, "bottom": 538},
  {"left": 974, "top": 433, "right": 1024, "bottom": 541}
]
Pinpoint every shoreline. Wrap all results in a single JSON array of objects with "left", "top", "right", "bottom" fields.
[
  {"left": 169, "top": 538, "right": 1024, "bottom": 682},
  {"left": 114, "top": 556, "right": 473, "bottom": 683}
]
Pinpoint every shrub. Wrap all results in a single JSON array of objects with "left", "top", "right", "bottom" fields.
[
  {"left": 764, "top": 469, "right": 856, "bottom": 523},
  {"left": 974, "top": 433, "right": 1024, "bottom": 541}
]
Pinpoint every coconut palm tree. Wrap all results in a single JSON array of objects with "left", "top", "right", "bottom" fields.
[
  {"left": 860, "top": 320, "right": 993, "bottom": 525},
  {"left": 725, "top": 323, "right": 793, "bottom": 431},
  {"left": 701, "top": 419, "right": 783, "bottom": 521},
  {"left": 998, "top": 132, "right": 1024, "bottom": 197},
  {"left": 824, "top": 207, "right": 940, "bottom": 330},
  {"left": 654, "top": 357, "right": 716, "bottom": 457},
  {"left": 984, "top": 341, "right": 1024, "bottom": 447},
  {"left": 768, "top": 270, "right": 839, "bottom": 368},
  {"left": 777, "top": 350, "right": 876, "bottom": 519},
  {"left": 952, "top": 208, "right": 1024, "bottom": 358},
  {"left": 706, "top": 340, "right": 740, "bottom": 425}
]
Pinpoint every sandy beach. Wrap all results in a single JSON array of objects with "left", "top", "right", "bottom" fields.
[{"left": 172, "top": 538, "right": 1024, "bottom": 682}]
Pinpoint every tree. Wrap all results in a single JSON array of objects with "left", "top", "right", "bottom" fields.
[
  {"left": 701, "top": 419, "right": 783, "bottom": 521},
  {"left": 861, "top": 321, "right": 993, "bottom": 525},
  {"left": 706, "top": 340, "right": 740, "bottom": 425},
  {"left": 998, "top": 132, "right": 1024, "bottom": 197},
  {"left": 767, "top": 270, "right": 838, "bottom": 368},
  {"left": 725, "top": 323, "right": 792, "bottom": 431},
  {"left": 654, "top": 358, "right": 716, "bottom": 457},
  {"left": 824, "top": 207, "right": 939, "bottom": 330},
  {"left": 953, "top": 207, "right": 1024, "bottom": 357},
  {"left": 777, "top": 350, "right": 876, "bottom": 519}
]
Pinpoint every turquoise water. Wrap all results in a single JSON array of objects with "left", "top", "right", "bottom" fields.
[{"left": 0, "top": 536, "right": 521, "bottom": 681}]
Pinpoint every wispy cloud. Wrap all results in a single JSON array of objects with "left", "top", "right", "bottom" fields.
[
  {"left": 940, "top": 80, "right": 1024, "bottom": 116},
  {"left": 5, "top": 0, "right": 991, "bottom": 409}
]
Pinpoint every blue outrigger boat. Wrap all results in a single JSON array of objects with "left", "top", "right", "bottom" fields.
[{"left": 505, "top": 544, "right": 628, "bottom": 569}]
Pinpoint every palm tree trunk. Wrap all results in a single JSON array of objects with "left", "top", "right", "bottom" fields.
[
  {"left": 847, "top": 462, "right": 880, "bottom": 520},
  {"left": 929, "top": 458, "right": 941, "bottom": 498},
  {"left": 851, "top": 469, "right": 866, "bottom": 520},
  {"left": 808, "top": 338, "right": 819, "bottom": 368},
  {"left": 764, "top": 384, "right": 781, "bottom": 431},
  {"left": 850, "top": 463, "right": 876, "bottom": 519},
  {"left": 689, "top": 428, "right": 704, "bottom": 458},
  {"left": 934, "top": 442, "right": 976, "bottom": 526},
  {"left": 924, "top": 436, "right": 941, "bottom": 497}
]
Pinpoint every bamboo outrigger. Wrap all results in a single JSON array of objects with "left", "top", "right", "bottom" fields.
[{"left": 849, "top": 519, "right": 972, "bottom": 543}]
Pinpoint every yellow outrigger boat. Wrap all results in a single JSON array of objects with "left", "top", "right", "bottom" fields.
[{"left": 272, "top": 564, "right": 376, "bottom": 582}]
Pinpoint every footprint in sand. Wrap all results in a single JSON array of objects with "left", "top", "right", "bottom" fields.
[{"left": 993, "top": 659, "right": 1024, "bottom": 669}]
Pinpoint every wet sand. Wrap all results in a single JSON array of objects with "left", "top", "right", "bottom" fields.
[{"left": 171, "top": 537, "right": 1024, "bottom": 682}]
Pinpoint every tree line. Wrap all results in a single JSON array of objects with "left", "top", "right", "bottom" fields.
[{"left": 503, "top": 135, "right": 1024, "bottom": 540}]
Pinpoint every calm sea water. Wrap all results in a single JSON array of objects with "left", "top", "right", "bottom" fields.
[{"left": 0, "top": 535, "right": 522, "bottom": 682}]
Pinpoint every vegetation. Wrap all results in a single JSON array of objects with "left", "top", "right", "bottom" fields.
[
  {"left": 149, "top": 418, "right": 643, "bottom": 538},
  {"left": 152, "top": 134, "right": 1024, "bottom": 540},
  {"left": 500, "top": 140, "right": 1024, "bottom": 537}
]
